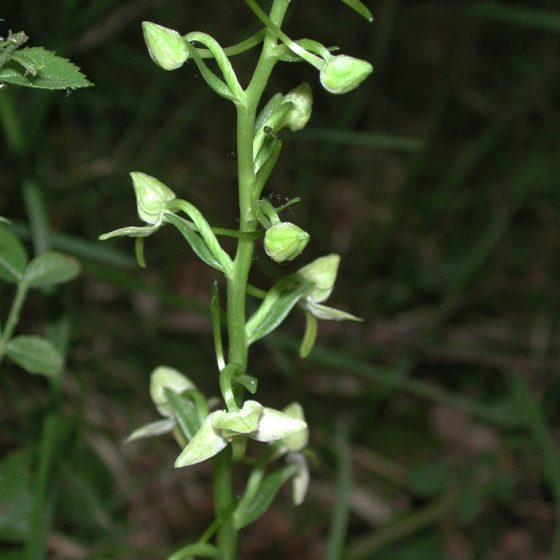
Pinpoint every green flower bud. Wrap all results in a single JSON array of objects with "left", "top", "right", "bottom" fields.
[
  {"left": 150, "top": 365, "right": 195, "bottom": 417},
  {"left": 142, "top": 21, "right": 189, "bottom": 71},
  {"left": 320, "top": 55, "right": 373, "bottom": 95},
  {"left": 283, "top": 82, "right": 313, "bottom": 132},
  {"left": 264, "top": 222, "right": 310, "bottom": 263},
  {"left": 297, "top": 254, "right": 340, "bottom": 303},
  {"left": 130, "top": 172, "right": 176, "bottom": 225}
]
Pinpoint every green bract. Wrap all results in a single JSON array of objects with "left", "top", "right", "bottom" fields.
[
  {"left": 264, "top": 222, "right": 310, "bottom": 263},
  {"left": 142, "top": 21, "right": 189, "bottom": 71},
  {"left": 320, "top": 54, "right": 373, "bottom": 94}
]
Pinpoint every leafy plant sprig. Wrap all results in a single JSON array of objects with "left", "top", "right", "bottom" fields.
[
  {"left": 0, "top": 27, "right": 91, "bottom": 90},
  {"left": 0, "top": 225, "right": 80, "bottom": 376},
  {"left": 101, "top": 1, "right": 371, "bottom": 557}
]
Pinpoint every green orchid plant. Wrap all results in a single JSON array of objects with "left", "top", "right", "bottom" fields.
[{"left": 101, "top": 1, "right": 371, "bottom": 557}]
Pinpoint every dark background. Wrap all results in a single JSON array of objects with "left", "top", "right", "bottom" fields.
[{"left": 2, "top": 1, "right": 560, "bottom": 558}]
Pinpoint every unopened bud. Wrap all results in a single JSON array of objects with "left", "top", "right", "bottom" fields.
[
  {"left": 320, "top": 55, "right": 373, "bottom": 95},
  {"left": 283, "top": 83, "right": 313, "bottom": 131},
  {"left": 142, "top": 21, "right": 189, "bottom": 71},
  {"left": 130, "top": 172, "right": 176, "bottom": 224},
  {"left": 264, "top": 222, "right": 309, "bottom": 263}
]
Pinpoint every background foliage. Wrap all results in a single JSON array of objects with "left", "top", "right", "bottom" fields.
[{"left": 2, "top": 1, "right": 560, "bottom": 558}]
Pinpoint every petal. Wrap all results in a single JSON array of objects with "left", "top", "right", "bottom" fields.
[
  {"left": 99, "top": 223, "right": 161, "bottom": 240},
  {"left": 212, "top": 400, "right": 263, "bottom": 434},
  {"left": 251, "top": 407, "right": 307, "bottom": 443},
  {"left": 307, "top": 301, "right": 362, "bottom": 322},
  {"left": 288, "top": 452, "right": 310, "bottom": 505},
  {"left": 174, "top": 414, "right": 227, "bottom": 468},
  {"left": 126, "top": 418, "right": 176, "bottom": 442}
]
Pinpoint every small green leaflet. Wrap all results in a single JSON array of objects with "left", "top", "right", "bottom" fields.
[
  {"left": 6, "top": 336, "right": 63, "bottom": 377},
  {"left": 23, "top": 251, "right": 80, "bottom": 288},
  {"left": 0, "top": 47, "right": 92, "bottom": 90},
  {"left": 340, "top": 0, "right": 374, "bottom": 22},
  {"left": 0, "top": 225, "right": 28, "bottom": 283}
]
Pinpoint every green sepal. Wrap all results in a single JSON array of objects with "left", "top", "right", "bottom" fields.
[
  {"left": 6, "top": 336, "right": 63, "bottom": 377},
  {"left": 0, "top": 47, "right": 92, "bottom": 90},
  {"left": 246, "top": 277, "right": 312, "bottom": 345},
  {"left": 0, "top": 225, "right": 28, "bottom": 283},
  {"left": 23, "top": 252, "right": 80, "bottom": 288},
  {"left": 174, "top": 415, "right": 228, "bottom": 468},
  {"left": 235, "top": 464, "right": 299, "bottom": 529}
]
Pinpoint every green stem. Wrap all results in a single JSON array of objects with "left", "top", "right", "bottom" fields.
[
  {"left": 213, "top": 448, "right": 236, "bottom": 560},
  {"left": 0, "top": 281, "right": 29, "bottom": 363},
  {"left": 214, "top": 1, "right": 292, "bottom": 557}
]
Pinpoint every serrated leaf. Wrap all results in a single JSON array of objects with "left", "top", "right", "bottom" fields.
[
  {"left": 340, "top": 0, "right": 374, "bottom": 22},
  {"left": 246, "top": 278, "right": 311, "bottom": 345},
  {"left": 23, "top": 252, "right": 80, "bottom": 288},
  {"left": 0, "top": 225, "right": 28, "bottom": 283},
  {"left": 0, "top": 47, "right": 92, "bottom": 90},
  {"left": 0, "top": 449, "right": 33, "bottom": 542},
  {"left": 235, "top": 464, "right": 298, "bottom": 529},
  {"left": 6, "top": 336, "right": 63, "bottom": 377}
]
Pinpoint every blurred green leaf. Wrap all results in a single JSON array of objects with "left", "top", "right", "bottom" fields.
[
  {"left": 23, "top": 252, "right": 80, "bottom": 288},
  {"left": 0, "top": 47, "right": 92, "bottom": 90},
  {"left": 0, "top": 225, "right": 28, "bottom": 283},
  {"left": 0, "top": 449, "right": 33, "bottom": 542},
  {"left": 6, "top": 336, "right": 63, "bottom": 376}
]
